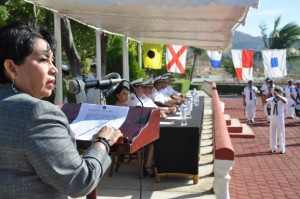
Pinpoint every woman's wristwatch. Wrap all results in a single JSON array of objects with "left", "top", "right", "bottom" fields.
[{"left": 94, "top": 137, "right": 111, "bottom": 153}]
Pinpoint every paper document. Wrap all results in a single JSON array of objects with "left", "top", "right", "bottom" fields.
[{"left": 70, "top": 103, "right": 129, "bottom": 141}]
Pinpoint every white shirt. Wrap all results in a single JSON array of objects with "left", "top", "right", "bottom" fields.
[
  {"left": 152, "top": 88, "right": 168, "bottom": 103},
  {"left": 266, "top": 97, "right": 287, "bottom": 118},
  {"left": 263, "top": 86, "right": 275, "bottom": 98},
  {"left": 86, "top": 72, "right": 96, "bottom": 103},
  {"left": 126, "top": 93, "right": 158, "bottom": 108},
  {"left": 243, "top": 86, "right": 259, "bottom": 103},
  {"left": 292, "top": 86, "right": 300, "bottom": 103},
  {"left": 163, "top": 86, "right": 180, "bottom": 96},
  {"left": 284, "top": 85, "right": 295, "bottom": 99}
]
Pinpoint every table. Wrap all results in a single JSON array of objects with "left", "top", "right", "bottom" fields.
[{"left": 154, "top": 96, "right": 204, "bottom": 184}]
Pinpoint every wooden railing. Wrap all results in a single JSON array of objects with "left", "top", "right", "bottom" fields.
[{"left": 209, "top": 82, "right": 235, "bottom": 199}]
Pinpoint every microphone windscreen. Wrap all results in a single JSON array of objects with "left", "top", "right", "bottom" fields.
[{"left": 69, "top": 79, "right": 85, "bottom": 94}]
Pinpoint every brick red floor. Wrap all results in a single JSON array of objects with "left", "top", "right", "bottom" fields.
[{"left": 221, "top": 97, "right": 300, "bottom": 199}]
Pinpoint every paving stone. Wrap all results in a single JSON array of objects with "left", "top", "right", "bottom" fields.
[{"left": 222, "top": 98, "right": 300, "bottom": 199}]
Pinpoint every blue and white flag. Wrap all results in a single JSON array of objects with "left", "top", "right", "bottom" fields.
[
  {"left": 262, "top": 49, "right": 287, "bottom": 78},
  {"left": 207, "top": 50, "right": 222, "bottom": 69}
]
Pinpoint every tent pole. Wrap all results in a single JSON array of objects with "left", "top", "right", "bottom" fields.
[
  {"left": 96, "top": 28, "right": 102, "bottom": 78},
  {"left": 122, "top": 36, "right": 129, "bottom": 80},
  {"left": 54, "top": 11, "right": 63, "bottom": 104},
  {"left": 138, "top": 42, "right": 142, "bottom": 69}
]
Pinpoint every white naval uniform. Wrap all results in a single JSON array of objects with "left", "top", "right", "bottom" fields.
[
  {"left": 243, "top": 86, "right": 258, "bottom": 121},
  {"left": 152, "top": 88, "right": 168, "bottom": 104},
  {"left": 292, "top": 87, "right": 300, "bottom": 122},
  {"left": 86, "top": 72, "right": 96, "bottom": 103},
  {"left": 126, "top": 93, "right": 158, "bottom": 108},
  {"left": 263, "top": 87, "right": 275, "bottom": 121},
  {"left": 284, "top": 85, "right": 295, "bottom": 118},
  {"left": 266, "top": 96, "right": 287, "bottom": 152},
  {"left": 162, "top": 85, "right": 180, "bottom": 97}
]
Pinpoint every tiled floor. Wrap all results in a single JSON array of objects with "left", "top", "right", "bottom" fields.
[{"left": 222, "top": 97, "right": 300, "bottom": 199}]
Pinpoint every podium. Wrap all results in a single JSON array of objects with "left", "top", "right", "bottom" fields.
[{"left": 60, "top": 103, "right": 160, "bottom": 199}]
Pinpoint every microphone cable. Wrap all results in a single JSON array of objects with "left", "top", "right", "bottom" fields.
[{"left": 122, "top": 80, "right": 144, "bottom": 199}]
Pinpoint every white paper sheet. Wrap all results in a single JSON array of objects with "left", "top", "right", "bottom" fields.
[
  {"left": 70, "top": 103, "right": 129, "bottom": 141},
  {"left": 160, "top": 121, "right": 175, "bottom": 125}
]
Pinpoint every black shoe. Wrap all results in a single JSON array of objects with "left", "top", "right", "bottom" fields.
[
  {"left": 270, "top": 150, "right": 276, "bottom": 153},
  {"left": 143, "top": 167, "right": 154, "bottom": 177}
]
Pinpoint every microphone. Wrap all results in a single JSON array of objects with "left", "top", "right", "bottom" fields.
[{"left": 69, "top": 79, "right": 124, "bottom": 94}]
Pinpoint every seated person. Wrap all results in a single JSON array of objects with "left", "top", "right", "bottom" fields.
[
  {"left": 160, "top": 73, "right": 185, "bottom": 101},
  {"left": 152, "top": 76, "right": 182, "bottom": 107},
  {"left": 114, "top": 83, "right": 129, "bottom": 106}
]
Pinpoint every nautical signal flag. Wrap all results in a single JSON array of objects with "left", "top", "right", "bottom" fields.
[
  {"left": 207, "top": 50, "right": 222, "bottom": 69},
  {"left": 262, "top": 49, "right": 287, "bottom": 78},
  {"left": 142, "top": 44, "right": 163, "bottom": 70},
  {"left": 231, "top": 49, "right": 254, "bottom": 82},
  {"left": 166, "top": 45, "right": 187, "bottom": 74}
]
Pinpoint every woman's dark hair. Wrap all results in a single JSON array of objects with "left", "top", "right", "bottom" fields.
[
  {"left": 114, "top": 83, "right": 129, "bottom": 98},
  {"left": 0, "top": 20, "right": 56, "bottom": 83}
]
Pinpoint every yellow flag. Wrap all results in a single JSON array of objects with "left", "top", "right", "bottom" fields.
[{"left": 142, "top": 44, "right": 163, "bottom": 69}]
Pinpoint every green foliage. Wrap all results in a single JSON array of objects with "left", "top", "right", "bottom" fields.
[
  {"left": 106, "top": 35, "right": 146, "bottom": 80},
  {"left": 222, "top": 55, "right": 236, "bottom": 79},
  {"left": 215, "top": 84, "right": 262, "bottom": 95},
  {"left": 173, "top": 79, "right": 190, "bottom": 93},
  {"left": 0, "top": 5, "right": 9, "bottom": 26}
]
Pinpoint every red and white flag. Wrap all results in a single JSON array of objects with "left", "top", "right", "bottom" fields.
[
  {"left": 166, "top": 45, "right": 187, "bottom": 74},
  {"left": 231, "top": 49, "right": 254, "bottom": 82}
]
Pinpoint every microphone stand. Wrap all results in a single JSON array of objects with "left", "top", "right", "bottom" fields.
[{"left": 99, "top": 91, "right": 106, "bottom": 105}]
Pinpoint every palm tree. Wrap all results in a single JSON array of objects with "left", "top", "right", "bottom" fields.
[
  {"left": 189, "top": 47, "right": 204, "bottom": 81},
  {"left": 259, "top": 16, "right": 300, "bottom": 62}
]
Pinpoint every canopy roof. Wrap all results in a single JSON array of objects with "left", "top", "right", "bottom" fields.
[{"left": 26, "top": 0, "right": 259, "bottom": 50}]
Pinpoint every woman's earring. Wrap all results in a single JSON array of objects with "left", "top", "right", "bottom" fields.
[{"left": 12, "top": 79, "right": 18, "bottom": 93}]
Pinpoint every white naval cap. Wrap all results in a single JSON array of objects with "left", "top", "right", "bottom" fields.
[
  {"left": 131, "top": 77, "right": 144, "bottom": 86},
  {"left": 295, "top": 80, "right": 300, "bottom": 84},
  {"left": 143, "top": 79, "right": 154, "bottom": 87},
  {"left": 288, "top": 79, "right": 293, "bottom": 82},
  {"left": 162, "top": 72, "right": 172, "bottom": 77},
  {"left": 161, "top": 76, "right": 168, "bottom": 81},
  {"left": 153, "top": 75, "right": 162, "bottom": 82}
]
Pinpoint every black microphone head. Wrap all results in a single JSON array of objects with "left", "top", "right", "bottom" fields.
[{"left": 69, "top": 79, "right": 85, "bottom": 94}]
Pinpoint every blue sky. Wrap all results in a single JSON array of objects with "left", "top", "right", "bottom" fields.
[{"left": 236, "top": 0, "right": 300, "bottom": 36}]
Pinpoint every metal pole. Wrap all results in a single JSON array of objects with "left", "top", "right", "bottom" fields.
[
  {"left": 122, "top": 36, "right": 129, "bottom": 80},
  {"left": 138, "top": 42, "right": 142, "bottom": 69},
  {"left": 54, "top": 12, "right": 63, "bottom": 104}
]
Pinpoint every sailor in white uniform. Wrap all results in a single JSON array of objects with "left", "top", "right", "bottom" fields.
[
  {"left": 160, "top": 73, "right": 181, "bottom": 98},
  {"left": 292, "top": 80, "right": 300, "bottom": 124},
  {"left": 126, "top": 77, "right": 145, "bottom": 107},
  {"left": 243, "top": 80, "right": 259, "bottom": 123},
  {"left": 284, "top": 79, "right": 295, "bottom": 119},
  {"left": 265, "top": 87, "right": 287, "bottom": 154},
  {"left": 262, "top": 79, "right": 275, "bottom": 122}
]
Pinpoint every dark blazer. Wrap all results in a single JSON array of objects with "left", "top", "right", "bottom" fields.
[{"left": 0, "top": 83, "right": 111, "bottom": 199}]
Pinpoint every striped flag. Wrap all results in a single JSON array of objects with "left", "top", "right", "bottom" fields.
[
  {"left": 142, "top": 44, "right": 164, "bottom": 69},
  {"left": 262, "top": 49, "right": 287, "bottom": 78},
  {"left": 231, "top": 49, "right": 254, "bottom": 82},
  {"left": 166, "top": 45, "right": 187, "bottom": 74},
  {"left": 207, "top": 50, "right": 222, "bottom": 69}
]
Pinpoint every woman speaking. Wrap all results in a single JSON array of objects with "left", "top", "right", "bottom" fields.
[{"left": 0, "top": 21, "right": 122, "bottom": 198}]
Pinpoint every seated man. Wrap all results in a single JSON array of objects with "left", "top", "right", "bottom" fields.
[
  {"left": 160, "top": 72, "right": 185, "bottom": 101},
  {"left": 126, "top": 78, "right": 175, "bottom": 118},
  {"left": 152, "top": 76, "right": 182, "bottom": 107}
]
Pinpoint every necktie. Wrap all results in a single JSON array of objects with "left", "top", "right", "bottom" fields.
[
  {"left": 249, "top": 87, "right": 252, "bottom": 100},
  {"left": 273, "top": 99, "right": 278, "bottom": 115}
]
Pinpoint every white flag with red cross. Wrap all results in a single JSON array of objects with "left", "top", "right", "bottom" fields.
[{"left": 166, "top": 45, "right": 187, "bottom": 74}]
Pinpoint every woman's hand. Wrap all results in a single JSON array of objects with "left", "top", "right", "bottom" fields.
[{"left": 95, "top": 126, "right": 123, "bottom": 146}]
